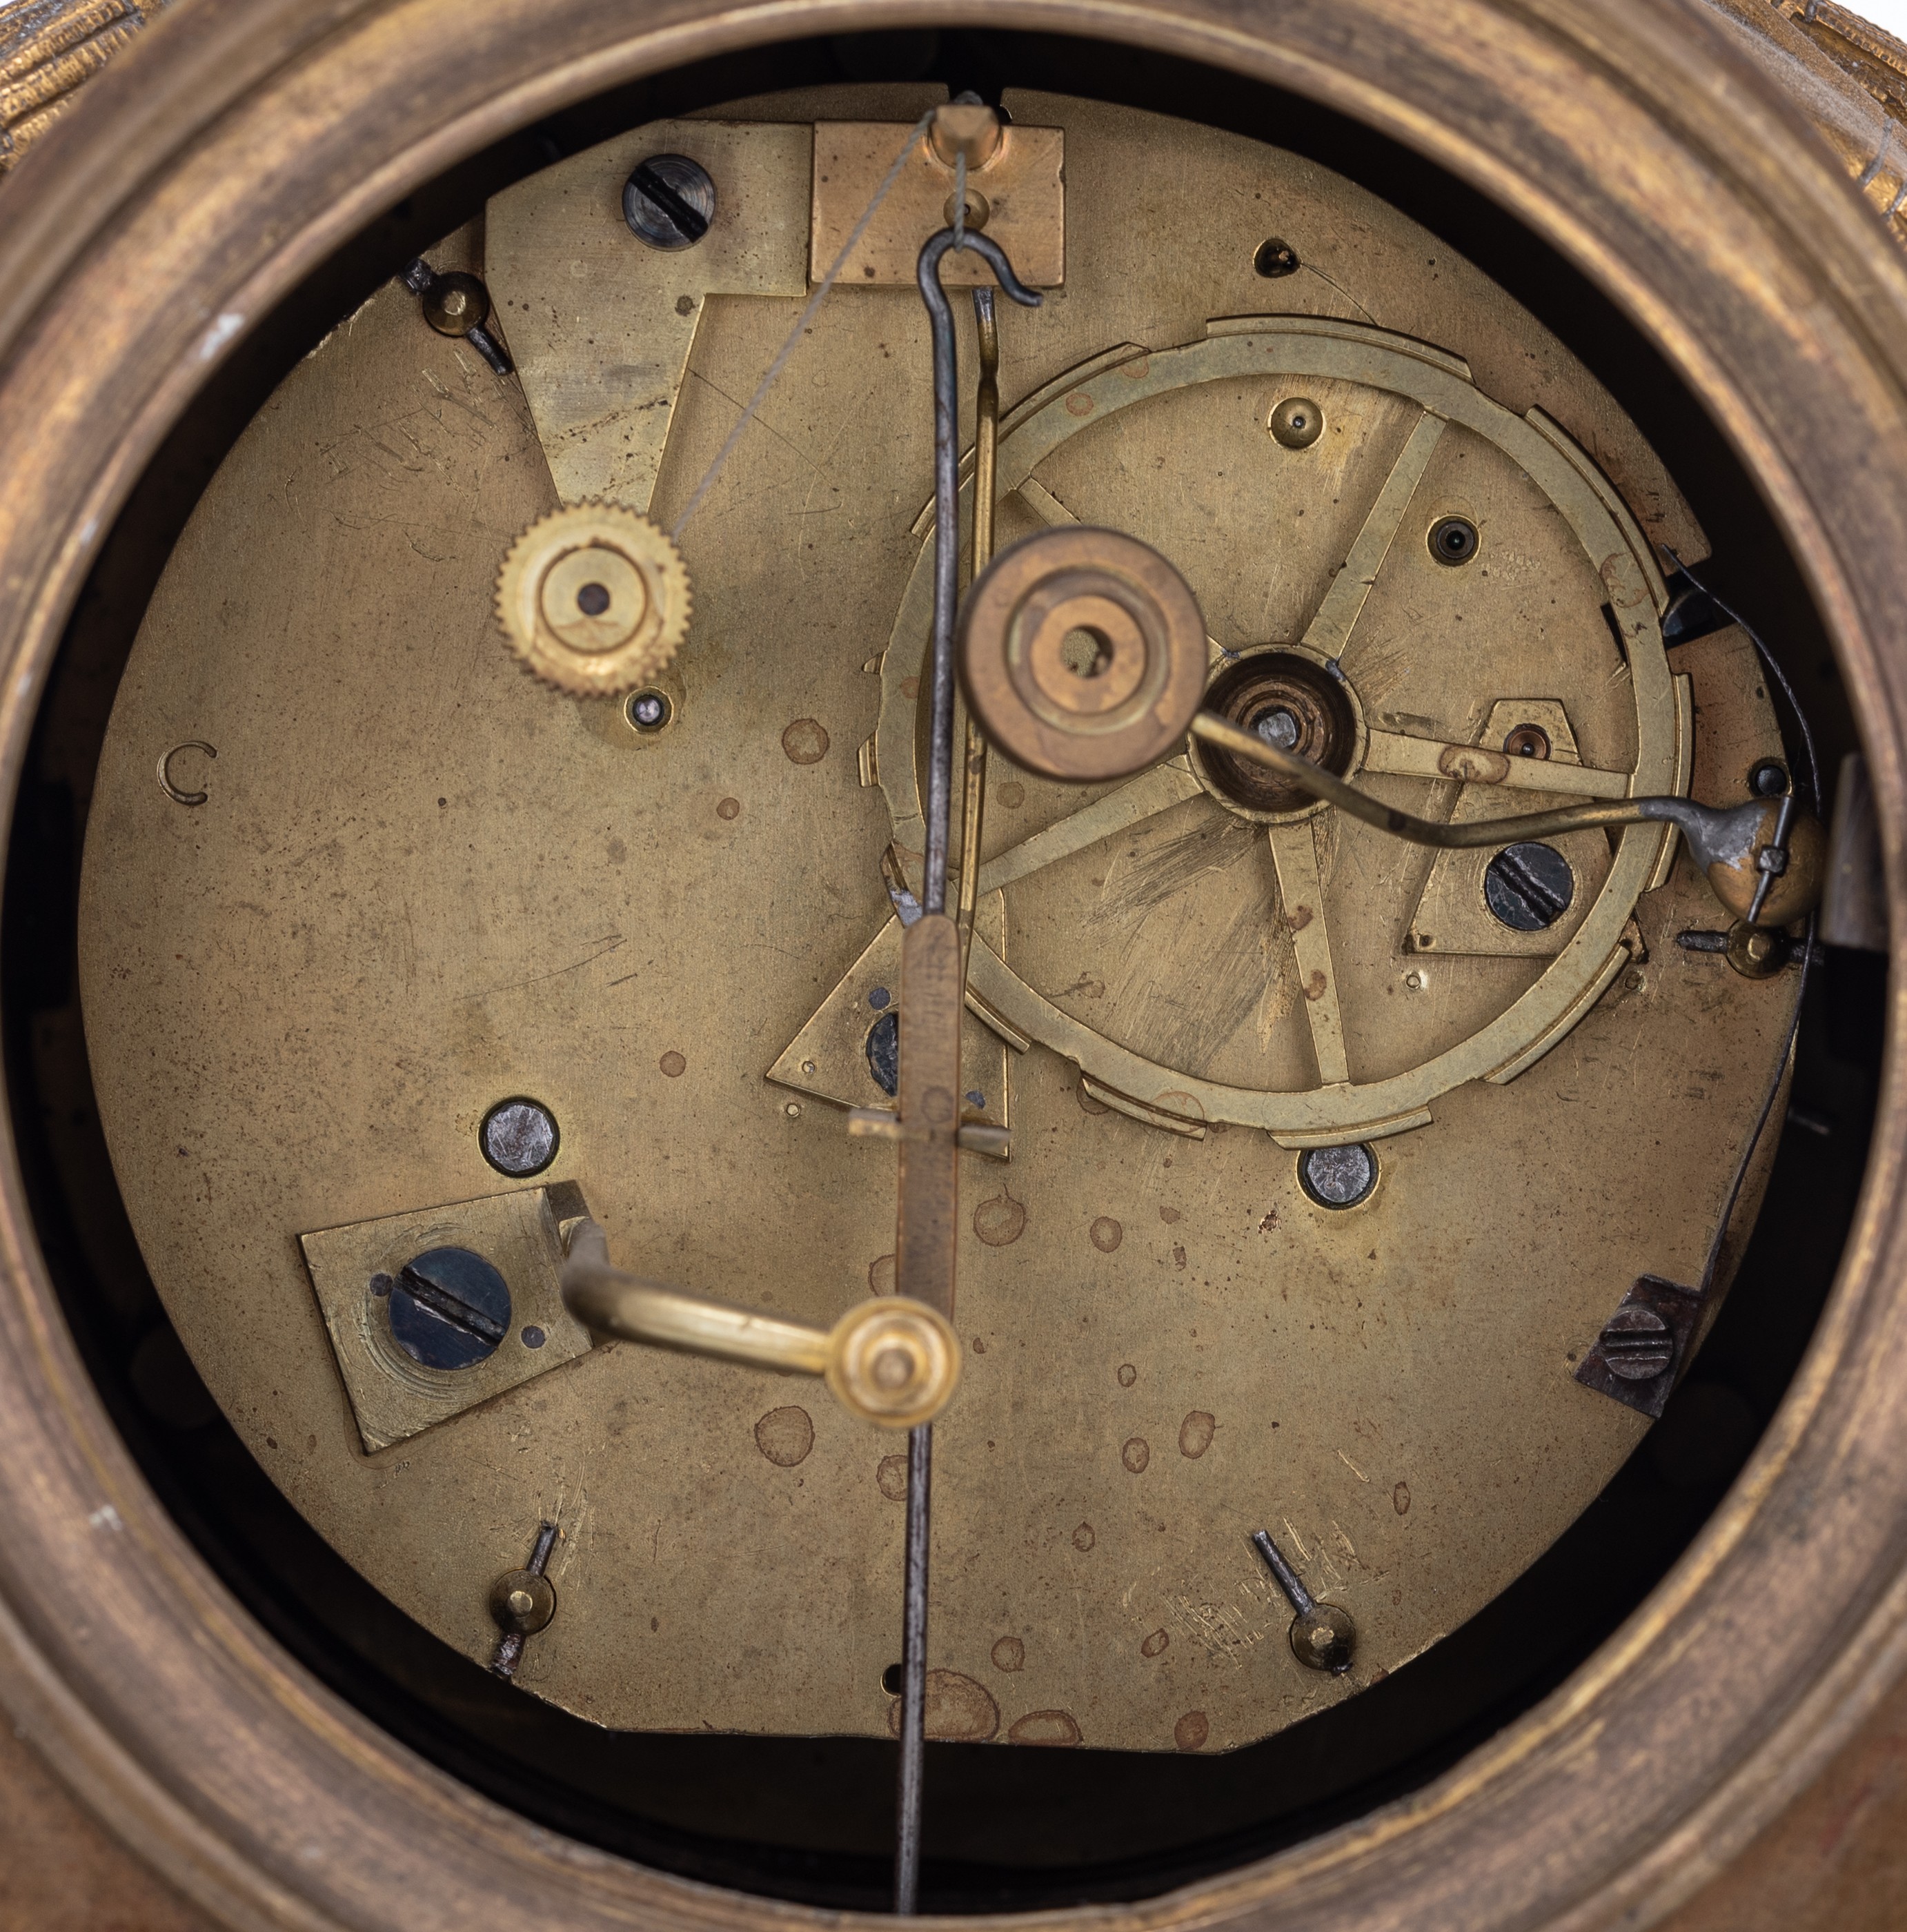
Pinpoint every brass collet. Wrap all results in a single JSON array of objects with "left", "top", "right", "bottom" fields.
[{"left": 560, "top": 1220, "right": 960, "bottom": 1428}]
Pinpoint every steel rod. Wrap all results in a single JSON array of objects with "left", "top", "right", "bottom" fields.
[
  {"left": 1189, "top": 710, "right": 1775, "bottom": 857},
  {"left": 898, "top": 226, "right": 1036, "bottom": 1919},
  {"left": 894, "top": 1421, "right": 933, "bottom": 1913}
]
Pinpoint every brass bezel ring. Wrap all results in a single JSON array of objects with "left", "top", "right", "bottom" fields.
[{"left": 495, "top": 501, "right": 691, "bottom": 697}]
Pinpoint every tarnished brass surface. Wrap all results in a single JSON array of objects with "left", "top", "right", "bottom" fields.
[
  {"left": 877, "top": 306, "right": 1692, "bottom": 1146},
  {"left": 75, "top": 88, "right": 1799, "bottom": 1755},
  {"left": 487, "top": 119, "right": 812, "bottom": 510}
]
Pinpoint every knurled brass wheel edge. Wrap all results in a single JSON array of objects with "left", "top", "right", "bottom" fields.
[{"left": 0, "top": 2, "right": 1905, "bottom": 1930}]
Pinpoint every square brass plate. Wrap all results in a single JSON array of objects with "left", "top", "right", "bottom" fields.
[
  {"left": 301, "top": 1184, "right": 593, "bottom": 1451},
  {"left": 811, "top": 121, "right": 1065, "bottom": 286}
]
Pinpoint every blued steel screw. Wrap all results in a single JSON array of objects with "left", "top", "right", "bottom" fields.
[
  {"left": 1299, "top": 1143, "right": 1376, "bottom": 1209},
  {"left": 1598, "top": 1305, "right": 1674, "bottom": 1382},
  {"left": 387, "top": 1246, "right": 511, "bottom": 1371},
  {"left": 624, "top": 155, "right": 715, "bottom": 248},
  {"left": 1485, "top": 840, "right": 1574, "bottom": 931}
]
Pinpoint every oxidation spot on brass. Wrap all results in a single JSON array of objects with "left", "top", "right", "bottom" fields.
[
  {"left": 1076, "top": 1083, "right": 1111, "bottom": 1116},
  {"left": 886, "top": 1669, "right": 999, "bottom": 1742},
  {"left": 1089, "top": 1215, "right": 1123, "bottom": 1253},
  {"left": 1007, "top": 1708, "right": 1082, "bottom": 1746},
  {"left": 1072, "top": 1522, "right": 1096, "bottom": 1552},
  {"left": 865, "top": 1011, "right": 900, "bottom": 1096},
  {"left": 716, "top": 796, "right": 741, "bottom": 821},
  {"left": 1179, "top": 1411, "right": 1216, "bottom": 1459},
  {"left": 781, "top": 717, "right": 829, "bottom": 765},
  {"left": 1122, "top": 1437, "right": 1151, "bottom": 1473},
  {"left": 659, "top": 1051, "right": 686, "bottom": 1078},
  {"left": 876, "top": 1452, "right": 909, "bottom": 1501},
  {"left": 869, "top": 1253, "right": 896, "bottom": 1294},
  {"left": 1140, "top": 1628, "right": 1170, "bottom": 1659},
  {"left": 974, "top": 1190, "right": 1027, "bottom": 1246},
  {"left": 991, "top": 1635, "right": 1025, "bottom": 1673},
  {"left": 1174, "top": 1711, "right": 1210, "bottom": 1751},
  {"left": 996, "top": 780, "right": 1025, "bottom": 809},
  {"left": 753, "top": 1406, "right": 814, "bottom": 1467},
  {"left": 1394, "top": 1481, "right": 1412, "bottom": 1515},
  {"left": 1117, "top": 1363, "right": 1137, "bottom": 1388}
]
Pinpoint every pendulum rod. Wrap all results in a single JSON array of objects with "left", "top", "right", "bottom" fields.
[{"left": 894, "top": 224, "right": 1038, "bottom": 1920}]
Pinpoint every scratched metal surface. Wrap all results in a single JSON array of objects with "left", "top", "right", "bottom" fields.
[{"left": 75, "top": 90, "right": 1795, "bottom": 1748}]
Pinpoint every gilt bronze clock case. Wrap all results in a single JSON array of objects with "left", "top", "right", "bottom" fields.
[{"left": 0, "top": 0, "right": 1904, "bottom": 1927}]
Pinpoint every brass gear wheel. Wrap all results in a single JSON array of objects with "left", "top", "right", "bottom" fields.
[{"left": 494, "top": 502, "right": 691, "bottom": 696}]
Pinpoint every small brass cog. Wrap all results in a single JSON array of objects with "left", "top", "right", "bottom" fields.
[{"left": 495, "top": 502, "right": 691, "bottom": 697}]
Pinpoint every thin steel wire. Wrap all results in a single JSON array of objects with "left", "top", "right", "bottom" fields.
[
  {"left": 669, "top": 110, "right": 936, "bottom": 540},
  {"left": 894, "top": 1421, "right": 933, "bottom": 1914},
  {"left": 1188, "top": 712, "right": 1764, "bottom": 854},
  {"left": 915, "top": 229, "right": 1038, "bottom": 914}
]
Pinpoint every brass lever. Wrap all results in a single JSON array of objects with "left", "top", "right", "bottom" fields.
[{"left": 559, "top": 1219, "right": 960, "bottom": 1429}]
